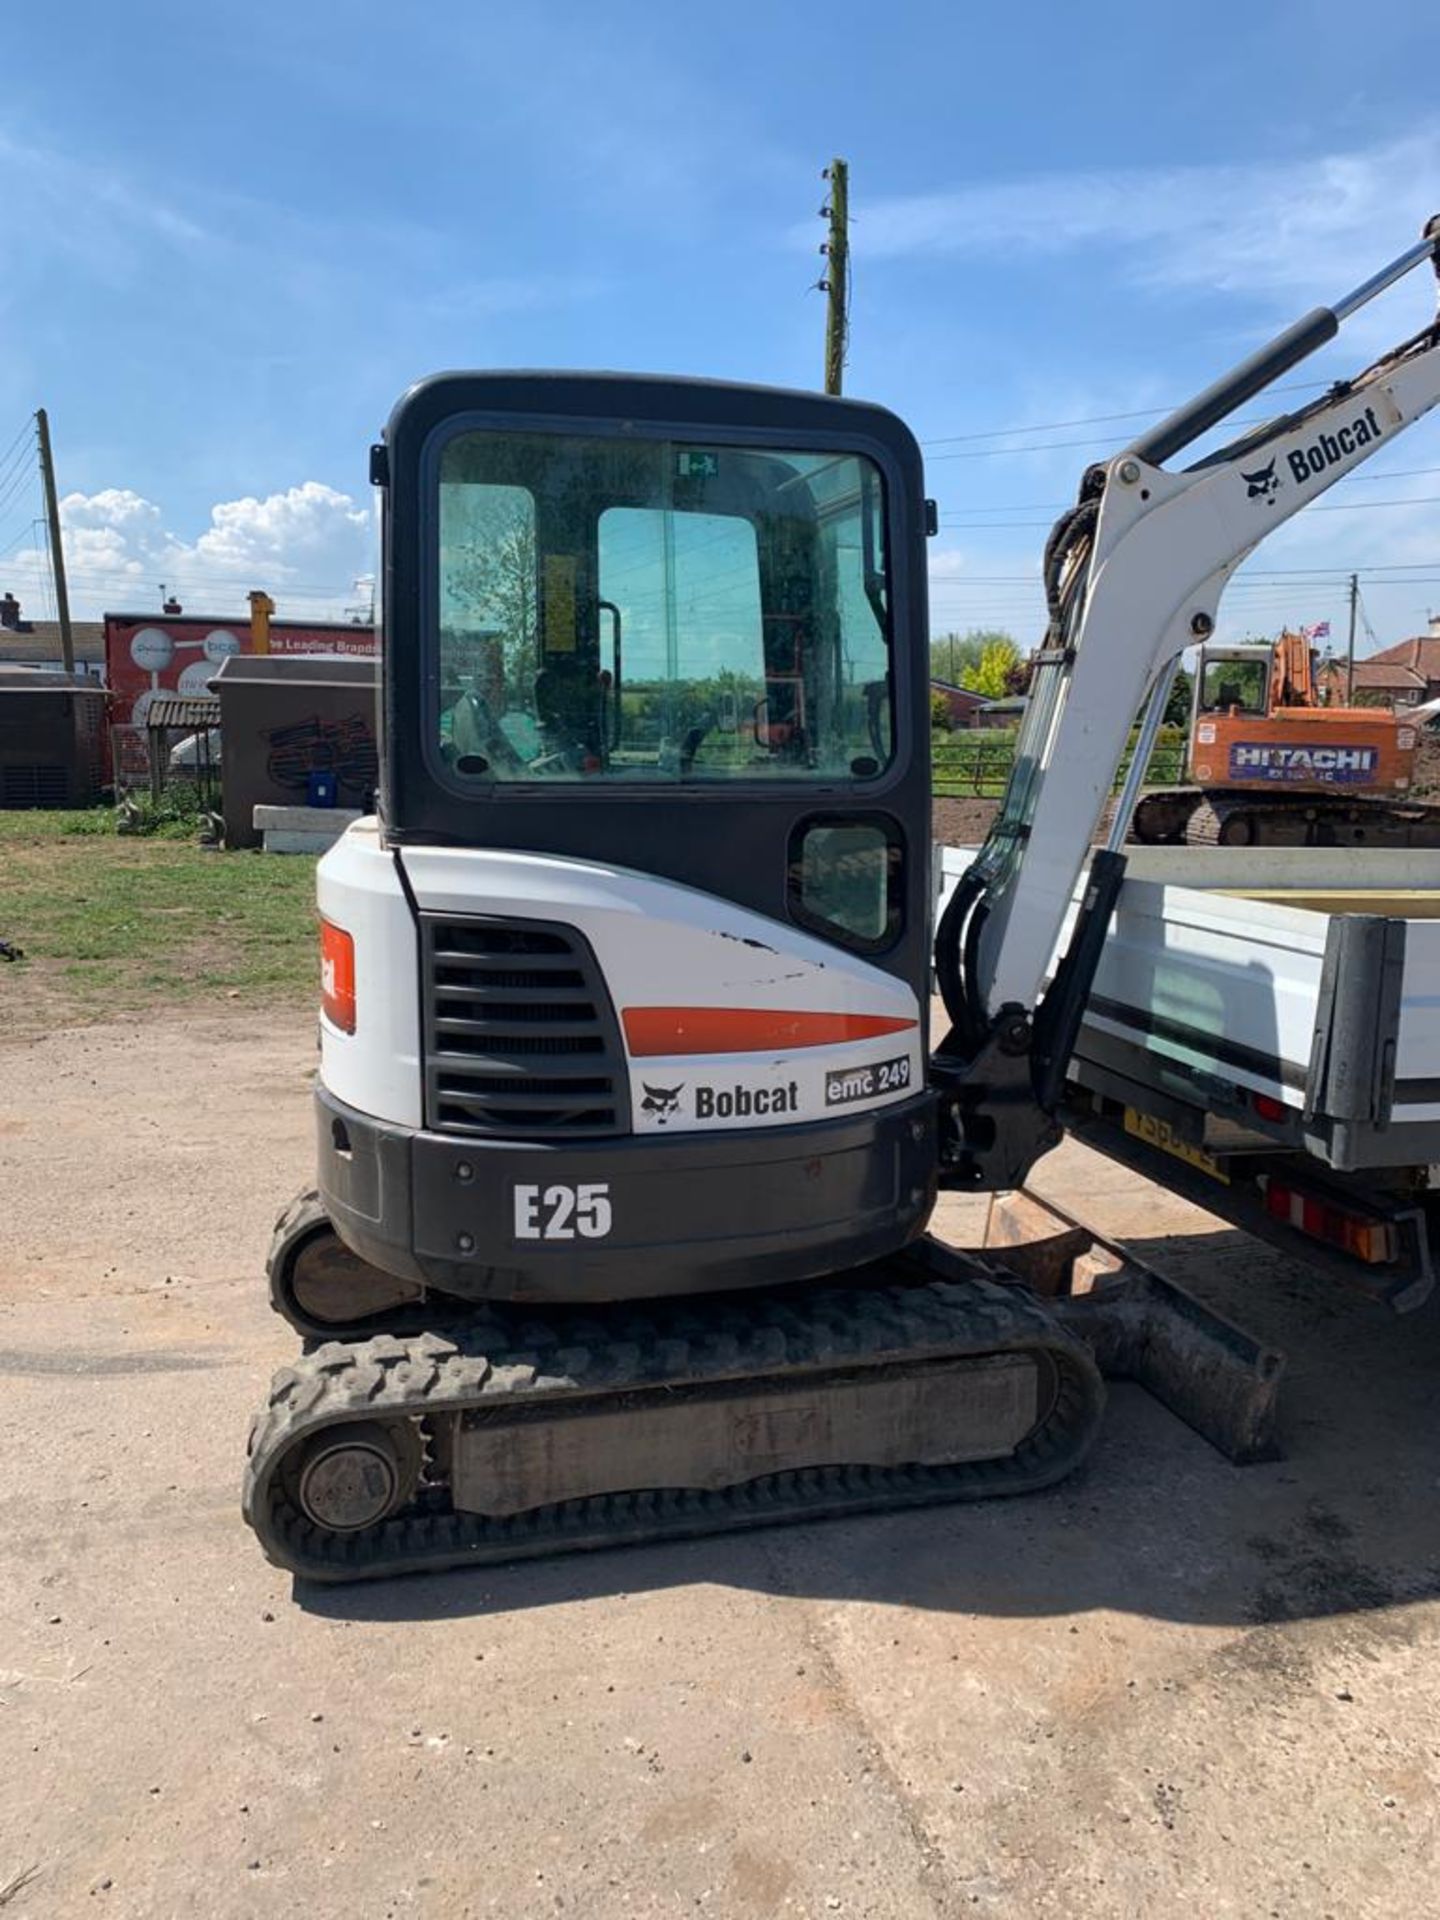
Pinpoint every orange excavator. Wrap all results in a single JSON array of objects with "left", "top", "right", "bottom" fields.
[{"left": 1132, "top": 630, "right": 1434, "bottom": 846}]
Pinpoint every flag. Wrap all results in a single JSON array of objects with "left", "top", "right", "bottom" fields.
[{"left": 1308, "top": 621, "right": 1331, "bottom": 640}]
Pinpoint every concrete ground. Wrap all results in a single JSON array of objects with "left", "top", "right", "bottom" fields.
[{"left": 2, "top": 1009, "right": 1438, "bottom": 1919}]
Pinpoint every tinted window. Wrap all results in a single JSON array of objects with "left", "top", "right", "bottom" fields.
[
  {"left": 789, "top": 817, "right": 901, "bottom": 950},
  {"left": 435, "top": 430, "right": 893, "bottom": 784}
]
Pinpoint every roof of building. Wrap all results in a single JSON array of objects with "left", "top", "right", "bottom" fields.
[
  {"left": 1351, "top": 664, "right": 1428, "bottom": 695},
  {"left": 147, "top": 693, "right": 221, "bottom": 730},
  {"left": 1361, "top": 634, "right": 1440, "bottom": 681},
  {"left": 0, "top": 620, "right": 106, "bottom": 664},
  {"left": 929, "top": 679, "right": 988, "bottom": 702},
  {"left": 102, "top": 610, "right": 368, "bottom": 632}
]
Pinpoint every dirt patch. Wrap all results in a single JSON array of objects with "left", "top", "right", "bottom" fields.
[
  {"left": 5, "top": 1013, "right": 1440, "bottom": 1917},
  {"left": 933, "top": 796, "right": 999, "bottom": 847}
]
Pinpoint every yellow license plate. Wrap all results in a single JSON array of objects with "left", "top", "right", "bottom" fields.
[{"left": 1123, "top": 1106, "right": 1229, "bottom": 1184}]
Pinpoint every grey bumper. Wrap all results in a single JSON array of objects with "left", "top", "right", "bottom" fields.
[{"left": 316, "top": 1081, "right": 939, "bottom": 1305}]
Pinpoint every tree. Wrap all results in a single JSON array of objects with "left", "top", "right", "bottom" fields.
[
  {"left": 929, "top": 629, "right": 1017, "bottom": 686},
  {"left": 931, "top": 689, "right": 952, "bottom": 732},
  {"left": 1164, "top": 667, "right": 1194, "bottom": 728},
  {"left": 968, "top": 636, "right": 1022, "bottom": 699}
]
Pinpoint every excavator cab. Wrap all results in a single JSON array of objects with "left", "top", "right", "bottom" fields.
[
  {"left": 379, "top": 373, "right": 934, "bottom": 1002},
  {"left": 1195, "top": 646, "right": 1271, "bottom": 717}
]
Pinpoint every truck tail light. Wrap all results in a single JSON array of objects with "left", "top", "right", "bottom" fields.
[
  {"left": 320, "top": 918, "right": 356, "bottom": 1033},
  {"left": 1259, "top": 1176, "right": 1396, "bottom": 1264},
  {"left": 1252, "top": 1093, "right": 1287, "bottom": 1124}
]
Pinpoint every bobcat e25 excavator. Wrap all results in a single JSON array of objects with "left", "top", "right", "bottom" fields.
[{"left": 244, "top": 221, "right": 1440, "bottom": 1583}]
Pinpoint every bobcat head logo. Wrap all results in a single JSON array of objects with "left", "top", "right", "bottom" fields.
[
  {"left": 640, "top": 1083, "right": 684, "bottom": 1124},
  {"left": 1242, "top": 458, "right": 1280, "bottom": 503}
]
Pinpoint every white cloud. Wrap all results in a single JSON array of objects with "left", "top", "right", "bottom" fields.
[
  {"left": 839, "top": 129, "right": 1440, "bottom": 306},
  {"left": 3, "top": 481, "right": 372, "bottom": 623},
  {"left": 190, "top": 482, "right": 370, "bottom": 577}
]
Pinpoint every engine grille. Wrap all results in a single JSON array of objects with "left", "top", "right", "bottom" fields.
[{"left": 421, "top": 915, "right": 629, "bottom": 1138}]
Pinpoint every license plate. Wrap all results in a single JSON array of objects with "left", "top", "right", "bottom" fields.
[{"left": 1123, "top": 1106, "right": 1229, "bottom": 1184}]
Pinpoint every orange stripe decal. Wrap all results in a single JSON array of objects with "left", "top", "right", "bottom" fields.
[{"left": 623, "top": 1006, "right": 917, "bottom": 1057}]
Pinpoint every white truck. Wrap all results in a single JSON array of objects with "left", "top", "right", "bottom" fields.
[{"left": 941, "top": 842, "right": 1440, "bottom": 1310}]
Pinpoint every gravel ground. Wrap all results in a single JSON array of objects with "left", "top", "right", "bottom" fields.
[{"left": 2, "top": 1009, "right": 1438, "bottom": 1918}]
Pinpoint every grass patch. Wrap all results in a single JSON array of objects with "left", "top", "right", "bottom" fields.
[{"left": 0, "top": 811, "right": 318, "bottom": 1032}]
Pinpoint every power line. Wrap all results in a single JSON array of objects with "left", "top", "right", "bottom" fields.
[
  {"left": 0, "top": 458, "right": 38, "bottom": 522},
  {"left": 941, "top": 494, "right": 1440, "bottom": 531},
  {"left": 0, "top": 441, "right": 35, "bottom": 498},
  {"left": 0, "top": 421, "right": 35, "bottom": 487},
  {"left": 917, "top": 380, "right": 1331, "bottom": 447},
  {"left": 936, "top": 464, "right": 1440, "bottom": 520},
  {"left": 0, "top": 417, "right": 33, "bottom": 471},
  {"left": 0, "top": 518, "right": 43, "bottom": 565}
]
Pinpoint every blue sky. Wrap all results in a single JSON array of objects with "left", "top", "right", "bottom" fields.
[{"left": 3, "top": 0, "right": 1439, "bottom": 656}]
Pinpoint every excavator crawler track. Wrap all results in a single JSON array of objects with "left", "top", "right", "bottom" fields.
[
  {"left": 1133, "top": 788, "right": 1440, "bottom": 850},
  {"left": 267, "top": 1190, "right": 436, "bottom": 1341},
  {"left": 243, "top": 1269, "right": 1104, "bottom": 1583}
]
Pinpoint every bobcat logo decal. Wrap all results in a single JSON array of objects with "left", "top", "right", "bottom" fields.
[
  {"left": 640, "top": 1083, "right": 684, "bottom": 1124},
  {"left": 1241, "top": 458, "right": 1280, "bottom": 504}
]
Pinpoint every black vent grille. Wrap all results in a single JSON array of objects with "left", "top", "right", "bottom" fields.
[
  {"left": 1, "top": 764, "right": 67, "bottom": 808},
  {"left": 421, "top": 915, "right": 629, "bottom": 1137}
]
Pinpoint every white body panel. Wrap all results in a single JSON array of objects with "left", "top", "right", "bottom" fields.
[
  {"left": 1394, "top": 919, "right": 1440, "bottom": 1122},
  {"left": 942, "top": 842, "right": 1440, "bottom": 1148},
  {"left": 316, "top": 819, "right": 423, "bottom": 1127},
  {"left": 319, "top": 823, "right": 922, "bottom": 1134}
]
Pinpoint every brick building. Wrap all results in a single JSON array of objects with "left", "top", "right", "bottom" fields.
[{"left": 1323, "top": 616, "right": 1440, "bottom": 706}]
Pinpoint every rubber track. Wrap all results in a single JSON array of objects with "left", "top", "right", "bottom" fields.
[
  {"left": 1191, "top": 793, "right": 1440, "bottom": 849},
  {"left": 1133, "top": 789, "right": 1440, "bottom": 850},
  {"left": 242, "top": 1274, "right": 1104, "bottom": 1583},
  {"left": 266, "top": 1190, "right": 441, "bottom": 1343}
]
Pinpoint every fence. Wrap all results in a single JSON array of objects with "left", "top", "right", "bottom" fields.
[{"left": 933, "top": 728, "right": 1187, "bottom": 798}]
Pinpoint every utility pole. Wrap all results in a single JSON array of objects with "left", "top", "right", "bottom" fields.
[
  {"left": 35, "top": 408, "right": 74, "bottom": 675},
  {"left": 1346, "top": 571, "right": 1359, "bottom": 703},
  {"left": 820, "top": 158, "right": 849, "bottom": 395}
]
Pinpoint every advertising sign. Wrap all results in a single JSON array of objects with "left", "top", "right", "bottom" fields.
[{"left": 104, "top": 614, "right": 376, "bottom": 732}]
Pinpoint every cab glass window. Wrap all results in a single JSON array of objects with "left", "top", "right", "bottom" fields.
[
  {"left": 788, "top": 817, "right": 901, "bottom": 950},
  {"left": 1199, "top": 656, "right": 1268, "bottom": 715},
  {"left": 435, "top": 430, "right": 892, "bottom": 783}
]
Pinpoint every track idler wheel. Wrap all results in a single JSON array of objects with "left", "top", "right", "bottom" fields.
[
  {"left": 286, "top": 1419, "right": 424, "bottom": 1533},
  {"left": 268, "top": 1189, "right": 428, "bottom": 1340}
]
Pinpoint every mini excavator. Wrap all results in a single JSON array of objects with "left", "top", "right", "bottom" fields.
[{"left": 244, "top": 220, "right": 1440, "bottom": 1582}]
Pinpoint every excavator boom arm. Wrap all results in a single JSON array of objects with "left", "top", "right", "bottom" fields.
[
  {"left": 956, "top": 223, "right": 1440, "bottom": 1029},
  {"left": 931, "top": 220, "right": 1440, "bottom": 1191}
]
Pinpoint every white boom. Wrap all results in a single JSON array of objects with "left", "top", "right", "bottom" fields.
[{"left": 959, "top": 223, "right": 1440, "bottom": 1023}]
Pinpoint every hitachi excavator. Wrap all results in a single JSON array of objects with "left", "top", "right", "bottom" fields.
[
  {"left": 1133, "top": 626, "right": 1437, "bottom": 846},
  {"left": 244, "top": 219, "right": 1440, "bottom": 1583}
]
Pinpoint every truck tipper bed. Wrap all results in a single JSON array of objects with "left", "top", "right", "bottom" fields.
[{"left": 939, "top": 844, "right": 1440, "bottom": 1310}]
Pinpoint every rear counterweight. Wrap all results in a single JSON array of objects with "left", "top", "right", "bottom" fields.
[{"left": 316, "top": 1082, "right": 939, "bottom": 1305}]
